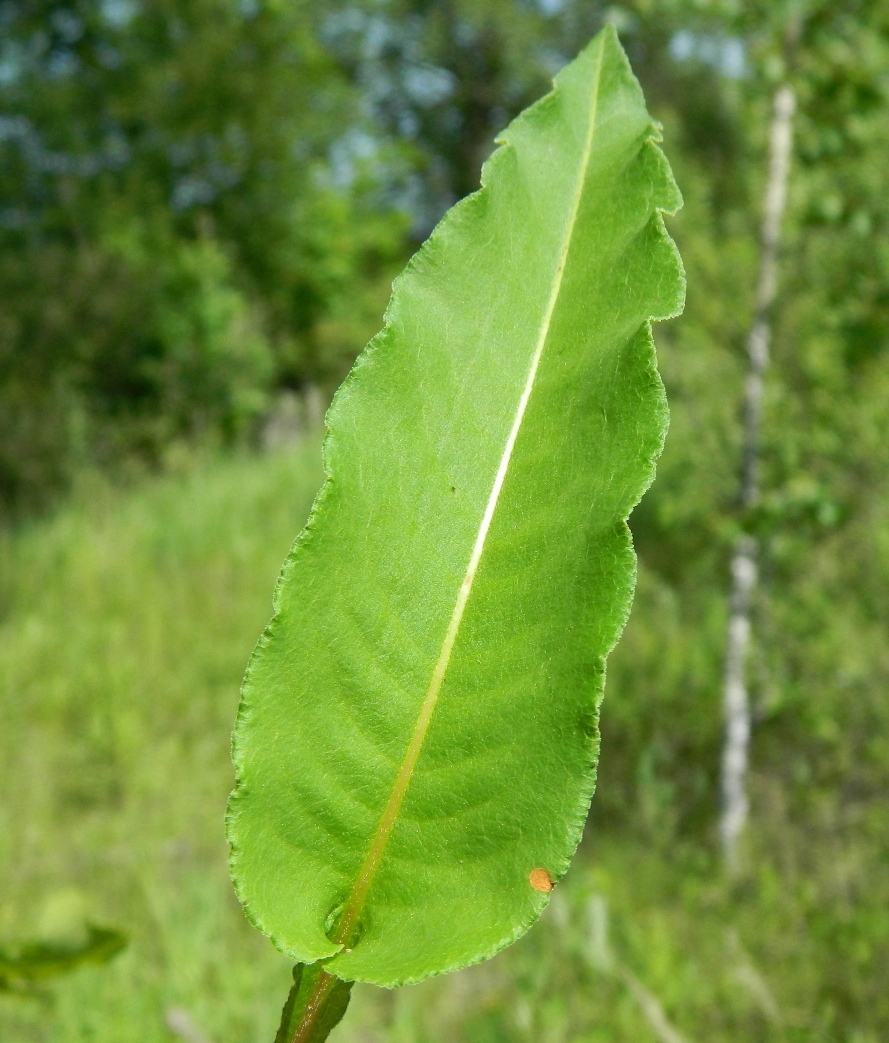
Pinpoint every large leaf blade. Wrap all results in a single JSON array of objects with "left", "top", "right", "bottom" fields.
[{"left": 229, "top": 26, "right": 684, "bottom": 987}]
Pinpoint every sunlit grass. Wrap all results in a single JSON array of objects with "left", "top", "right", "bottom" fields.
[
  {"left": 1, "top": 442, "right": 884, "bottom": 1043},
  {"left": 0, "top": 445, "right": 325, "bottom": 1042},
  {"left": 0, "top": 442, "right": 704, "bottom": 1043}
]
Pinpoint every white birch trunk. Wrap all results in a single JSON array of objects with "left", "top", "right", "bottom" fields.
[{"left": 719, "top": 84, "right": 796, "bottom": 873}]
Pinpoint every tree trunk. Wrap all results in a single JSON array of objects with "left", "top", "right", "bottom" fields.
[{"left": 719, "top": 83, "right": 796, "bottom": 873}]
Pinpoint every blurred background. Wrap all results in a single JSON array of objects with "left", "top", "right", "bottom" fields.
[{"left": 1, "top": 1, "right": 888, "bottom": 1040}]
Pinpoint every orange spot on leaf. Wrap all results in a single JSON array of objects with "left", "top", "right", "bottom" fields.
[{"left": 529, "top": 868, "right": 553, "bottom": 893}]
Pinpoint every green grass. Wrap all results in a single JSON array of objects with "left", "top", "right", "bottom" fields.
[
  {"left": 0, "top": 447, "right": 325, "bottom": 1042},
  {"left": 1, "top": 443, "right": 885, "bottom": 1043},
  {"left": 0, "top": 443, "right": 697, "bottom": 1043}
]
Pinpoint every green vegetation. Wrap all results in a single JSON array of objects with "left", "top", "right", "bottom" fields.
[
  {"left": 0, "top": 925, "right": 127, "bottom": 995},
  {"left": 3, "top": 430, "right": 888, "bottom": 1041},
  {"left": 3, "top": 1, "right": 889, "bottom": 1041},
  {"left": 0, "top": 0, "right": 404, "bottom": 514},
  {"left": 0, "top": 448, "right": 324, "bottom": 1041},
  {"left": 230, "top": 29, "right": 684, "bottom": 1017}
]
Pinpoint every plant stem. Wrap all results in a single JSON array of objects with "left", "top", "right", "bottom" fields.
[{"left": 289, "top": 970, "right": 337, "bottom": 1043}]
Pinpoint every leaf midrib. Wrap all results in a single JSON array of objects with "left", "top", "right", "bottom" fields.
[{"left": 331, "top": 37, "right": 607, "bottom": 952}]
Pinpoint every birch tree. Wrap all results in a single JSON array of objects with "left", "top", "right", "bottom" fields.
[{"left": 719, "top": 80, "right": 796, "bottom": 873}]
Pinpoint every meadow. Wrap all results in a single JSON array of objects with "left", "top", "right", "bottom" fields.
[
  {"left": 2, "top": 435, "right": 886, "bottom": 1043},
  {"left": 0, "top": 447, "right": 320, "bottom": 1042}
]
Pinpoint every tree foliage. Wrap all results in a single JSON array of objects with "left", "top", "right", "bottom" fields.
[{"left": 0, "top": 0, "right": 402, "bottom": 513}]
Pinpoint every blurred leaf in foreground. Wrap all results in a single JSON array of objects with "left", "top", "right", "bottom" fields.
[{"left": 0, "top": 925, "right": 127, "bottom": 995}]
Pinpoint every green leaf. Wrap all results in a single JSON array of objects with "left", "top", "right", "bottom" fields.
[
  {"left": 0, "top": 925, "right": 128, "bottom": 993},
  {"left": 228, "top": 25, "right": 683, "bottom": 990},
  {"left": 274, "top": 964, "right": 353, "bottom": 1043}
]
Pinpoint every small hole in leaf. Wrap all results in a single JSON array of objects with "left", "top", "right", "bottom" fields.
[{"left": 529, "top": 868, "right": 553, "bottom": 893}]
